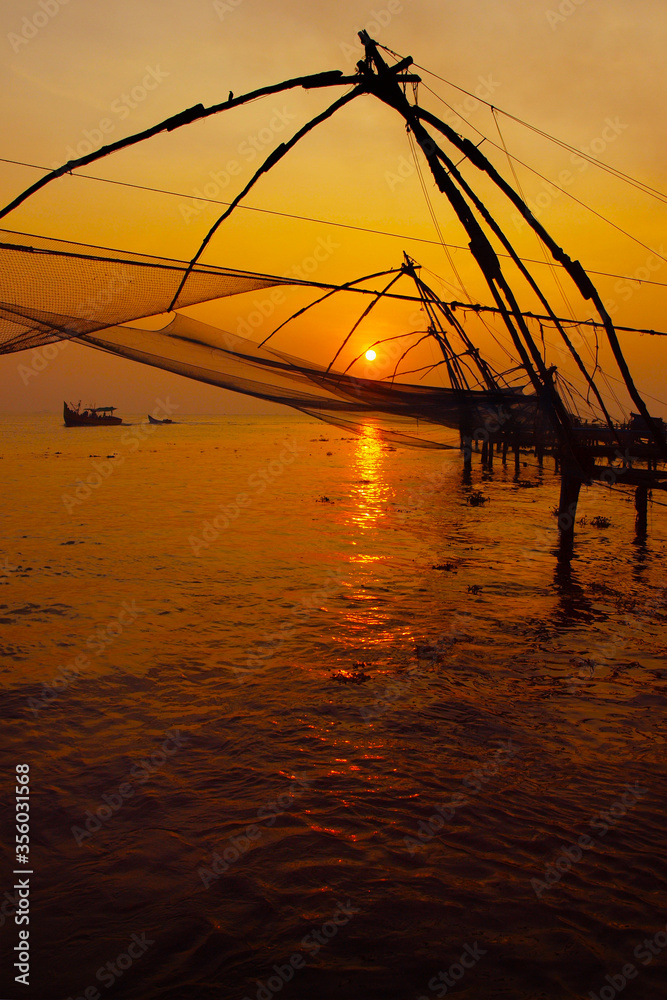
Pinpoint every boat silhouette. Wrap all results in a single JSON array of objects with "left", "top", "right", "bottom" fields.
[{"left": 63, "top": 402, "right": 122, "bottom": 427}]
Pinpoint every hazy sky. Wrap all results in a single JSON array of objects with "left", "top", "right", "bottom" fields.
[{"left": 1, "top": 0, "right": 665, "bottom": 415}]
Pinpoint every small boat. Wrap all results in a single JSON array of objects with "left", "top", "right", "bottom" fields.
[
  {"left": 147, "top": 414, "right": 174, "bottom": 425},
  {"left": 63, "top": 401, "right": 122, "bottom": 426}
]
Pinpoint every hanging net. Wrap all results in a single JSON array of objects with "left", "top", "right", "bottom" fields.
[
  {"left": 2, "top": 34, "right": 660, "bottom": 458},
  {"left": 0, "top": 228, "right": 289, "bottom": 353},
  {"left": 0, "top": 227, "right": 544, "bottom": 449}
]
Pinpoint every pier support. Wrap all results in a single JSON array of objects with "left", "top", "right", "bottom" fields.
[
  {"left": 635, "top": 485, "right": 648, "bottom": 538},
  {"left": 557, "top": 466, "right": 582, "bottom": 556},
  {"left": 461, "top": 433, "right": 472, "bottom": 471}
]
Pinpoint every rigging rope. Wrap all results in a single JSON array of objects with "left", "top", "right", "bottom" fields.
[
  {"left": 376, "top": 44, "right": 667, "bottom": 207},
  {"left": 2, "top": 157, "right": 666, "bottom": 291}
]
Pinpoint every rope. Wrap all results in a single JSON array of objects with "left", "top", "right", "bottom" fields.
[{"left": 2, "top": 157, "right": 667, "bottom": 290}]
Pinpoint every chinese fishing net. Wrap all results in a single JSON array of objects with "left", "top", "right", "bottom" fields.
[{"left": 0, "top": 225, "right": 547, "bottom": 449}]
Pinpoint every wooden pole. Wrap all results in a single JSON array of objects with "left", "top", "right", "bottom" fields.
[
  {"left": 635, "top": 485, "right": 648, "bottom": 538},
  {"left": 462, "top": 433, "right": 472, "bottom": 471},
  {"left": 557, "top": 465, "right": 582, "bottom": 555}
]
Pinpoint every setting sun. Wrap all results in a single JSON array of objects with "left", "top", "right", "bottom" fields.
[{"left": 365, "top": 349, "right": 377, "bottom": 361}]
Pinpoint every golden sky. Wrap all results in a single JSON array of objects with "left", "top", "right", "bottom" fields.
[{"left": 1, "top": 0, "right": 665, "bottom": 416}]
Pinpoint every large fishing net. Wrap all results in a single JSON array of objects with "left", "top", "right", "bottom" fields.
[
  {"left": 2, "top": 32, "right": 662, "bottom": 457},
  {"left": 0, "top": 228, "right": 542, "bottom": 448}
]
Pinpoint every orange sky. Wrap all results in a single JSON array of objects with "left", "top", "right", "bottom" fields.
[{"left": 1, "top": 0, "right": 665, "bottom": 417}]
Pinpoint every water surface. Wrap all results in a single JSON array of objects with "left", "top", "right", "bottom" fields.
[{"left": 1, "top": 414, "right": 666, "bottom": 1000}]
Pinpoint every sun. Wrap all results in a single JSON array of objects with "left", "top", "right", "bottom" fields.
[{"left": 365, "top": 349, "right": 377, "bottom": 361}]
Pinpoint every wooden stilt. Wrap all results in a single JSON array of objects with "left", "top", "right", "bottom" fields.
[
  {"left": 502, "top": 441, "right": 508, "bottom": 465},
  {"left": 514, "top": 441, "right": 520, "bottom": 473},
  {"left": 462, "top": 435, "right": 472, "bottom": 471},
  {"left": 635, "top": 485, "right": 648, "bottom": 537},
  {"left": 481, "top": 439, "right": 488, "bottom": 463},
  {"left": 557, "top": 466, "right": 582, "bottom": 555}
]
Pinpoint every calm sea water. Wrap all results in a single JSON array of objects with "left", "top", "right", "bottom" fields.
[{"left": 1, "top": 413, "right": 666, "bottom": 1000}]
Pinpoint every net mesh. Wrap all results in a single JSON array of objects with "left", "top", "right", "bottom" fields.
[
  {"left": 79, "top": 312, "right": 542, "bottom": 448},
  {"left": 0, "top": 228, "right": 545, "bottom": 448},
  {"left": 0, "top": 229, "right": 287, "bottom": 353}
]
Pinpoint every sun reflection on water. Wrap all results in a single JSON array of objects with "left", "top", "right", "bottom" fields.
[{"left": 349, "top": 424, "right": 392, "bottom": 532}]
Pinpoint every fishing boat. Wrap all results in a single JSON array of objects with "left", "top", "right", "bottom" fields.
[
  {"left": 63, "top": 402, "right": 123, "bottom": 427},
  {"left": 147, "top": 414, "right": 173, "bottom": 424}
]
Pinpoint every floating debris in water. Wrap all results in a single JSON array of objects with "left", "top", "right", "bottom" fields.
[
  {"left": 467, "top": 490, "right": 489, "bottom": 506},
  {"left": 414, "top": 641, "right": 446, "bottom": 662},
  {"left": 467, "top": 584, "right": 483, "bottom": 595},
  {"left": 316, "top": 496, "right": 333, "bottom": 503},
  {"left": 432, "top": 562, "right": 457, "bottom": 572},
  {"left": 591, "top": 515, "right": 611, "bottom": 528},
  {"left": 332, "top": 661, "right": 371, "bottom": 683}
]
